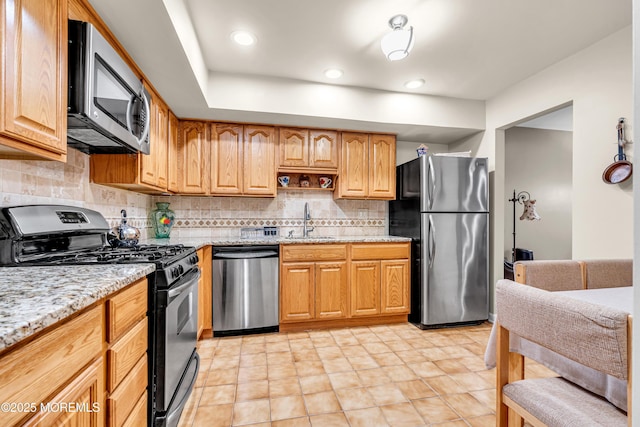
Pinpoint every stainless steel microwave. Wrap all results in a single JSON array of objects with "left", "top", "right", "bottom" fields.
[{"left": 67, "top": 20, "right": 151, "bottom": 154}]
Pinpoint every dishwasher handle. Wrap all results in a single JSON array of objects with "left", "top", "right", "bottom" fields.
[{"left": 213, "top": 250, "right": 278, "bottom": 259}]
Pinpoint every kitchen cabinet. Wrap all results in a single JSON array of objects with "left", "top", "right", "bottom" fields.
[
  {"left": 167, "top": 111, "right": 180, "bottom": 192},
  {"left": 278, "top": 128, "right": 338, "bottom": 192},
  {"left": 197, "top": 245, "right": 213, "bottom": 339},
  {"left": 351, "top": 243, "right": 410, "bottom": 316},
  {"left": 279, "top": 128, "right": 339, "bottom": 171},
  {"left": 0, "top": 0, "right": 68, "bottom": 161},
  {"left": 336, "top": 132, "right": 396, "bottom": 200},
  {"left": 280, "top": 244, "right": 348, "bottom": 323},
  {"left": 178, "top": 121, "right": 209, "bottom": 194},
  {"left": 210, "top": 123, "right": 276, "bottom": 197},
  {"left": 0, "top": 278, "right": 148, "bottom": 427},
  {"left": 141, "top": 85, "right": 169, "bottom": 189},
  {"left": 280, "top": 242, "right": 408, "bottom": 331},
  {"left": 24, "top": 359, "right": 104, "bottom": 427},
  {"left": 105, "top": 278, "right": 148, "bottom": 427},
  {"left": 90, "top": 85, "right": 170, "bottom": 194},
  {"left": 210, "top": 123, "right": 243, "bottom": 195}
]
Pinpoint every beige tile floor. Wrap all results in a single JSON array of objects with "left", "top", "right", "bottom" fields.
[{"left": 178, "top": 322, "right": 554, "bottom": 427}]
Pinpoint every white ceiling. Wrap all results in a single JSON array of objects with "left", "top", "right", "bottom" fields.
[{"left": 87, "top": 0, "right": 630, "bottom": 142}]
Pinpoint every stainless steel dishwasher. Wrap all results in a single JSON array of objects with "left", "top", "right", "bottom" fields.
[{"left": 212, "top": 245, "right": 279, "bottom": 336}]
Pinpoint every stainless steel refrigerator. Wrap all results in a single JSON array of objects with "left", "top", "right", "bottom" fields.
[{"left": 389, "top": 155, "right": 489, "bottom": 328}]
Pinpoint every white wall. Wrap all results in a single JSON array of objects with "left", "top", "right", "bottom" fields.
[
  {"left": 396, "top": 140, "right": 449, "bottom": 165},
  {"left": 450, "top": 26, "right": 632, "bottom": 313},
  {"left": 504, "top": 127, "right": 572, "bottom": 260}
]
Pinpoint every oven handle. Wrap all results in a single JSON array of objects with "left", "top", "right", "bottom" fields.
[{"left": 168, "top": 268, "right": 201, "bottom": 300}]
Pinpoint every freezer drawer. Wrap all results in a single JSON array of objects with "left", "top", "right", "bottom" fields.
[
  {"left": 419, "top": 213, "right": 489, "bottom": 326},
  {"left": 212, "top": 246, "right": 279, "bottom": 336}
]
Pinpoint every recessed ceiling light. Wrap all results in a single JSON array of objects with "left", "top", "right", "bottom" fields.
[
  {"left": 324, "top": 69, "right": 343, "bottom": 79},
  {"left": 231, "top": 30, "right": 257, "bottom": 46},
  {"left": 404, "top": 79, "right": 425, "bottom": 89}
]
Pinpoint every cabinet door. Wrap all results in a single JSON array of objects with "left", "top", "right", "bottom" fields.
[
  {"left": 350, "top": 261, "right": 380, "bottom": 317},
  {"left": 179, "top": 121, "right": 208, "bottom": 194},
  {"left": 309, "top": 130, "right": 338, "bottom": 169},
  {"left": 315, "top": 261, "right": 348, "bottom": 319},
  {"left": 338, "top": 132, "right": 368, "bottom": 198},
  {"left": 279, "top": 127, "right": 308, "bottom": 167},
  {"left": 368, "top": 134, "right": 396, "bottom": 199},
  {"left": 280, "top": 262, "right": 314, "bottom": 322},
  {"left": 0, "top": 0, "right": 67, "bottom": 160},
  {"left": 23, "top": 358, "right": 104, "bottom": 427},
  {"left": 197, "top": 246, "right": 212, "bottom": 339},
  {"left": 142, "top": 90, "right": 168, "bottom": 189},
  {"left": 380, "top": 259, "right": 410, "bottom": 314},
  {"left": 211, "top": 123, "right": 243, "bottom": 195},
  {"left": 244, "top": 125, "right": 276, "bottom": 196},
  {"left": 167, "top": 111, "right": 180, "bottom": 192}
]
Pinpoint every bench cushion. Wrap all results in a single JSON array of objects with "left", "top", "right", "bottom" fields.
[{"left": 504, "top": 377, "right": 627, "bottom": 426}]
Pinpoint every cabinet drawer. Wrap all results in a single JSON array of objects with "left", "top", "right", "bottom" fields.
[
  {"left": 351, "top": 243, "right": 410, "bottom": 260},
  {"left": 122, "top": 392, "right": 147, "bottom": 427},
  {"left": 107, "top": 279, "right": 147, "bottom": 343},
  {"left": 0, "top": 306, "right": 102, "bottom": 427},
  {"left": 107, "top": 318, "right": 148, "bottom": 392},
  {"left": 281, "top": 244, "right": 347, "bottom": 262},
  {"left": 108, "top": 355, "right": 147, "bottom": 427}
]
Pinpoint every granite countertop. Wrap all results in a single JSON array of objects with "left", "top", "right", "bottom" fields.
[
  {"left": 0, "top": 264, "right": 154, "bottom": 352},
  {"left": 143, "top": 235, "right": 412, "bottom": 249}
]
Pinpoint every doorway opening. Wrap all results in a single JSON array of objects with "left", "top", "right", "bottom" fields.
[{"left": 503, "top": 105, "right": 573, "bottom": 264}]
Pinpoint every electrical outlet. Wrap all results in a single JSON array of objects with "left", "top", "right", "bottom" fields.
[{"left": 358, "top": 209, "right": 367, "bottom": 219}]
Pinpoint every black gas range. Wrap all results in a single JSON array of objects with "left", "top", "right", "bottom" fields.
[{"left": 0, "top": 205, "right": 200, "bottom": 427}]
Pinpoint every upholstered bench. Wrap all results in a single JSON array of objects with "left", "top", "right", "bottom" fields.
[
  {"left": 495, "top": 279, "right": 631, "bottom": 426},
  {"left": 514, "top": 259, "right": 632, "bottom": 291}
]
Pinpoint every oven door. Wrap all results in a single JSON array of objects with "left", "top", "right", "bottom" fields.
[{"left": 154, "top": 267, "right": 200, "bottom": 417}]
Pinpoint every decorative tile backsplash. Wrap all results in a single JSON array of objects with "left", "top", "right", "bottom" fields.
[{"left": 0, "top": 149, "right": 388, "bottom": 238}]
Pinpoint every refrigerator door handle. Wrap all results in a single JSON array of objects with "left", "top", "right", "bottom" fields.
[
  {"left": 427, "top": 156, "right": 436, "bottom": 211},
  {"left": 428, "top": 215, "right": 436, "bottom": 268}
]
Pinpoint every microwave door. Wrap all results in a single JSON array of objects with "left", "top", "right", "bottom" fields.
[{"left": 126, "top": 87, "right": 151, "bottom": 150}]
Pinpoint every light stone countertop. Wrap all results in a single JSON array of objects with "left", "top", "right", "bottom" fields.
[
  {"left": 0, "top": 264, "right": 154, "bottom": 352},
  {"left": 143, "top": 235, "right": 412, "bottom": 249}
]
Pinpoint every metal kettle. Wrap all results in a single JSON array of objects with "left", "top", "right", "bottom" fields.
[{"left": 107, "top": 209, "right": 140, "bottom": 247}]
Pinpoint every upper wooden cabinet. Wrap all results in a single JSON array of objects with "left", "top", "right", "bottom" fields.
[
  {"left": 210, "top": 123, "right": 243, "bottom": 195},
  {"left": 336, "top": 132, "right": 396, "bottom": 200},
  {"left": 90, "top": 85, "right": 170, "bottom": 194},
  {"left": 0, "top": 0, "right": 68, "bottom": 161},
  {"left": 279, "top": 128, "right": 338, "bottom": 171},
  {"left": 141, "top": 85, "right": 169, "bottom": 189},
  {"left": 210, "top": 123, "right": 276, "bottom": 197},
  {"left": 167, "top": 111, "right": 180, "bottom": 193},
  {"left": 177, "top": 121, "right": 209, "bottom": 194}
]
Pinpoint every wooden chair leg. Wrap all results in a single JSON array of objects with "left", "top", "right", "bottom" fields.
[
  {"left": 496, "top": 323, "right": 509, "bottom": 426},
  {"left": 508, "top": 352, "right": 525, "bottom": 427}
]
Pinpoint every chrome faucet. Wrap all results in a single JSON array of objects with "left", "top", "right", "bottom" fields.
[{"left": 303, "top": 202, "right": 314, "bottom": 238}]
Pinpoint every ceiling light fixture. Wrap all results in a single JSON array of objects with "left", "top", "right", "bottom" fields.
[
  {"left": 231, "top": 30, "right": 256, "bottom": 46},
  {"left": 381, "top": 14, "right": 414, "bottom": 61},
  {"left": 324, "top": 68, "right": 343, "bottom": 79},
  {"left": 404, "top": 79, "right": 425, "bottom": 89}
]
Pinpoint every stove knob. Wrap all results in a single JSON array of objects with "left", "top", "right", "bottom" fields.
[
  {"left": 178, "top": 265, "right": 184, "bottom": 275},
  {"left": 171, "top": 267, "right": 179, "bottom": 278}
]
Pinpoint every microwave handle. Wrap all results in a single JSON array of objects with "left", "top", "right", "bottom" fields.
[{"left": 125, "top": 90, "right": 151, "bottom": 147}]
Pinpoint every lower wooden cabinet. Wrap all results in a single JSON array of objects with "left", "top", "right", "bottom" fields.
[
  {"left": 197, "top": 246, "right": 213, "bottom": 339},
  {"left": 280, "top": 244, "right": 348, "bottom": 323},
  {"left": 0, "top": 278, "right": 148, "bottom": 427},
  {"left": 280, "top": 242, "right": 409, "bottom": 330},
  {"left": 24, "top": 358, "right": 104, "bottom": 427}
]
